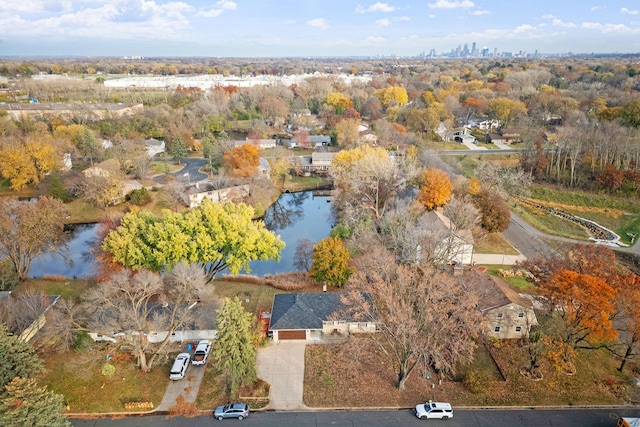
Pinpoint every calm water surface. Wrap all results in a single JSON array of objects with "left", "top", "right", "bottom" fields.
[{"left": 28, "top": 191, "right": 334, "bottom": 278}]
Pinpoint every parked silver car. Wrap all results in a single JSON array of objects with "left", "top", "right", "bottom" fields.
[
  {"left": 213, "top": 402, "right": 250, "bottom": 420},
  {"left": 191, "top": 340, "right": 212, "bottom": 366}
]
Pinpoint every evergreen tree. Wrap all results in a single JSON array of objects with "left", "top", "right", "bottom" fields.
[
  {"left": 212, "top": 297, "right": 257, "bottom": 398},
  {"left": 0, "top": 326, "right": 44, "bottom": 389},
  {"left": 0, "top": 326, "right": 70, "bottom": 427},
  {"left": 169, "top": 134, "right": 187, "bottom": 163},
  {"left": 0, "top": 377, "right": 70, "bottom": 427}
]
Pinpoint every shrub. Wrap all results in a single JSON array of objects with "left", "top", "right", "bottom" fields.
[{"left": 126, "top": 188, "right": 152, "bottom": 206}]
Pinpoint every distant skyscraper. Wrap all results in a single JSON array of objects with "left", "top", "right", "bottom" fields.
[
  {"left": 482, "top": 46, "right": 489, "bottom": 57},
  {"left": 472, "top": 42, "right": 477, "bottom": 56}
]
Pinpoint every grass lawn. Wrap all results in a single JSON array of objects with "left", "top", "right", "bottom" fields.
[
  {"left": 41, "top": 346, "right": 168, "bottom": 413},
  {"left": 196, "top": 359, "right": 269, "bottom": 410},
  {"left": 214, "top": 280, "right": 286, "bottom": 317},
  {"left": 513, "top": 202, "right": 590, "bottom": 241},
  {"left": 15, "top": 278, "right": 94, "bottom": 301},
  {"left": 474, "top": 233, "right": 520, "bottom": 255},
  {"left": 304, "top": 334, "right": 635, "bottom": 408},
  {"left": 481, "top": 265, "right": 535, "bottom": 291}
]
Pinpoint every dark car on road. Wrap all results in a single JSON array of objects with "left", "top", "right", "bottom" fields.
[{"left": 213, "top": 402, "right": 250, "bottom": 420}]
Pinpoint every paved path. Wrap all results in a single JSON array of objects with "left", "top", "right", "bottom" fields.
[
  {"left": 156, "top": 356, "right": 207, "bottom": 411},
  {"left": 256, "top": 341, "right": 307, "bottom": 411}
]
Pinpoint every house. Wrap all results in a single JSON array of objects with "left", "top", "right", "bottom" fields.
[
  {"left": 287, "top": 134, "right": 331, "bottom": 149},
  {"left": 0, "top": 292, "right": 60, "bottom": 343},
  {"left": 233, "top": 139, "right": 277, "bottom": 149},
  {"left": 82, "top": 158, "right": 121, "bottom": 178},
  {"left": 187, "top": 182, "right": 250, "bottom": 208},
  {"left": 294, "top": 151, "right": 337, "bottom": 175},
  {"left": 358, "top": 133, "right": 378, "bottom": 146},
  {"left": 144, "top": 138, "right": 166, "bottom": 157},
  {"left": 459, "top": 269, "right": 538, "bottom": 339},
  {"left": 258, "top": 158, "right": 271, "bottom": 176},
  {"left": 424, "top": 210, "right": 474, "bottom": 265},
  {"left": 268, "top": 292, "right": 376, "bottom": 342},
  {"left": 499, "top": 128, "right": 522, "bottom": 143},
  {"left": 89, "top": 300, "right": 218, "bottom": 344},
  {"left": 485, "top": 132, "right": 505, "bottom": 144},
  {"left": 449, "top": 127, "right": 477, "bottom": 144}
]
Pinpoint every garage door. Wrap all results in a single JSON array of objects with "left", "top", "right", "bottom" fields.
[{"left": 277, "top": 330, "right": 306, "bottom": 340}]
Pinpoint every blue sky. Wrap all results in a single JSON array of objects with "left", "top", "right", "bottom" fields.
[{"left": 1, "top": 0, "right": 639, "bottom": 57}]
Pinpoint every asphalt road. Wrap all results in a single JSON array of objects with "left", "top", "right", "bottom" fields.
[
  {"left": 153, "top": 158, "right": 207, "bottom": 185},
  {"left": 70, "top": 408, "right": 640, "bottom": 427}
]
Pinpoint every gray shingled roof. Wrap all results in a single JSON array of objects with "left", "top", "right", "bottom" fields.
[{"left": 269, "top": 293, "right": 349, "bottom": 330}]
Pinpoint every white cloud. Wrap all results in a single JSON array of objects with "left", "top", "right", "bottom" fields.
[
  {"left": 591, "top": 6, "right": 606, "bottom": 11},
  {"left": 470, "top": 10, "right": 490, "bottom": 16},
  {"left": 512, "top": 24, "right": 537, "bottom": 34},
  {"left": 621, "top": 7, "right": 639, "bottom": 15},
  {"left": 306, "top": 18, "right": 330, "bottom": 30},
  {"left": 364, "top": 35, "right": 387, "bottom": 44},
  {"left": 582, "top": 22, "right": 640, "bottom": 34},
  {"left": 428, "top": 0, "right": 474, "bottom": 9},
  {"left": 197, "top": 0, "right": 237, "bottom": 18},
  {"left": 397, "top": 16, "right": 410, "bottom": 21},
  {"left": 541, "top": 14, "right": 556, "bottom": 19},
  {"left": 355, "top": 2, "right": 395, "bottom": 13},
  {"left": 428, "top": 14, "right": 436, "bottom": 18},
  {"left": 376, "top": 18, "right": 390, "bottom": 27},
  {"left": 551, "top": 18, "right": 576, "bottom": 28}
]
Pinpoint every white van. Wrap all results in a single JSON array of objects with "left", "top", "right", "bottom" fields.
[{"left": 169, "top": 353, "right": 191, "bottom": 380}]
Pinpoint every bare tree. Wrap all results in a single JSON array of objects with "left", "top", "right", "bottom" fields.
[
  {"left": 346, "top": 247, "right": 481, "bottom": 390},
  {"left": 82, "top": 264, "right": 205, "bottom": 371}
]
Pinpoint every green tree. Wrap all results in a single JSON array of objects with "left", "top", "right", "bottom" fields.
[
  {"left": 169, "top": 135, "right": 187, "bottom": 164},
  {"left": 0, "top": 377, "right": 70, "bottom": 427},
  {"left": 0, "top": 326, "right": 44, "bottom": 389},
  {"left": 620, "top": 99, "right": 640, "bottom": 128},
  {"left": 0, "top": 197, "right": 68, "bottom": 280},
  {"left": 212, "top": 297, "right": 257, "bottom": 398},
  {"left": 102, "top": 200, "right": 284, "bottom": 281},
  {"left": 310, "top": 237, "right": 353, "bottom": 287}
]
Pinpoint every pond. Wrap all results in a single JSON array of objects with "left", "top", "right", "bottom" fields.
[{"left": 27, "top": 190, "right": 335, "bottom": 279}]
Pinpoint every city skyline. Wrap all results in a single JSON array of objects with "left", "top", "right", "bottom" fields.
[{"left": 1, "top": 1, "right": 640, "bottom": 58}]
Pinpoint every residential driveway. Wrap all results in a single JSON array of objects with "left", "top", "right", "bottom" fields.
[
  {"left": 256, "top": 341, "right": 307, "bottom": 411},
  {"left": 156, "top": 353, "right": 207, "bottom": 411}
]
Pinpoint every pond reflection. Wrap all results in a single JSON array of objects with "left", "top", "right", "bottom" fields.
[{"left": 27, "top": 191, "right": 335, "bottom": 279}]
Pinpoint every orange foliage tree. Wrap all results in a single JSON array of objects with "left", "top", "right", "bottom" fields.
[
  {"left": 539, "top": 268, "right": 618, "bottom": 350},
  {"left": 416, "top": 168, "right": 453, "bottom": 210},
  {"left": 223, "top": 143, "right": 260, "bottom": 178}
]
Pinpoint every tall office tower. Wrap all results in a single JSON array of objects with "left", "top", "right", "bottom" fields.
[
  {"left": 482, "top": 46, "right": 489, "bottom": 57},
  {"left": 472, "top": 42, "right": 477, "bottom": 56}
]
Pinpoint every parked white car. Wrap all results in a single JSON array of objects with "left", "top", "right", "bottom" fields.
[
  {"left": 415, "top": 401, "right": 453, "bottom": 420},
  {"left": 191, "top": 340, "right": 212, "bottom": 365},
  {"left": 169, "top": 353, "right": 191, "bottom": 380}
]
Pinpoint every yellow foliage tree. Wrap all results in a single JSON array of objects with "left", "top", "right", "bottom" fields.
[
  {"left": 0, "top": 138, "right": 58, "bottom": 190},
  {"left": 309, "top": 237, "right": 353, "bottom": 287},
  {"left": 416, "top": 168, "right": 453, "bottom": 210},
  {"left": 334, "top": 118, "right": 360, "bottom": 148},
  {"left": 487, "top": 97, "right": 528, "bottom": 127},
  {"left": 375, "top": 86, "right": 408, "bottom": 108}
]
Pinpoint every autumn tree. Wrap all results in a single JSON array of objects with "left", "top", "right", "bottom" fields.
[
  {"left": 487, "top": 97, "right": 527, "bottom": 128},
  {"left": 334, "top": 118, "right": 360, "bottom": 148},
  {"left": 416, "top": 168, "right": 453, "bottom": 210},
  {"left": 102, "top": 200, "right": 284, "bottom": 281},
  {"left": 347, "top": 247, "right": 480, "bottom": 389},
  {"left": 332, "top": 145, "right": 414, "bottom": 223},
  {"left": 309, "top": 237, "right": 353, "bottom": 287},
  {"left": 223, "top": 143, "right": 260, "bottom": 178},
  {"left": 472, "top": 189, "right": 511, "bottom": 233},
  {"left": 539, "top": 268, "right": 618, "bottom": 351},
  {"left": 83, "top": 264, "right": 206, "bottom": 371},
  {"left": 612, "top": 275, "right": 640, "bottom": 371},
  {"left": 0, "top": 138, "right": 58, "bottom": 190},
  {"left": 0, "top": 197, "right": 68, "bottom": 280},
  {"left": 375, "top": 86, "right": 408, "bottom": 109},
  {"left": 212, "top": 297, "right": 257, "bottom": 398}
]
